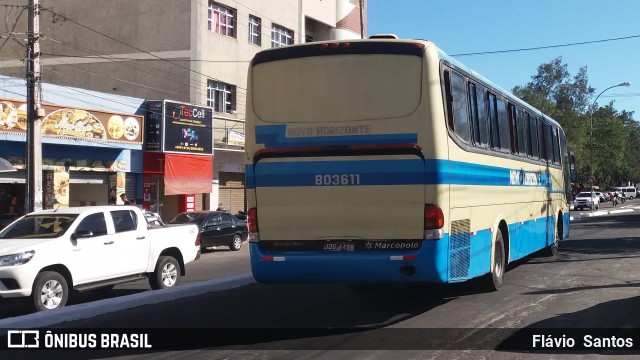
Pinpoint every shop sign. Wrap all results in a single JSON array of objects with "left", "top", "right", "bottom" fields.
[
  {"left": 161, "top": 101, "right": 213, "bottom": 155},
  {"left": 0, "top": 98, "right": 144, "bottom": 145},
  {"left": 145, "top": 101, "right": 163, "bottom": 151}
]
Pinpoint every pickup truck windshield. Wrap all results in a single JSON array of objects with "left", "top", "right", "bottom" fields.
[{"left": 0, "top": 214, "right": 78, "bottom": 239}]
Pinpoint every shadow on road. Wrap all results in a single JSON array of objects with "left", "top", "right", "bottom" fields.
[
  {"left": 498, "top": 295, "right": 640, "bottom": 355},
  {"left": 0, "top": 288, "right": 148, "bottom": 320}
]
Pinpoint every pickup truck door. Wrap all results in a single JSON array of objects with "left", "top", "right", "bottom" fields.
[
  {"left": 70, "top": 212, "right": 116, "bottom": 284},
  {"left": 110, "top": 209, "right": 151, "bottom": 276}
]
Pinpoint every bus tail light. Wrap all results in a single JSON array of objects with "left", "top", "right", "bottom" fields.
[
  {"left": 424, "top": 204, "right": 444, "bottom": 240},
  {"left": 248, "top": 207, "right": 259, "bottom": 242}
]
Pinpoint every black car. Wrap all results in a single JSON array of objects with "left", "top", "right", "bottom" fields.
[{"left": 168, "top": 211, "right": 248, "bottom": 251}]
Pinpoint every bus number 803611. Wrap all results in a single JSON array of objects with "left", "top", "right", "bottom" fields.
[{"left": 314, "top": 174, "right": 361, "bottom": 186}]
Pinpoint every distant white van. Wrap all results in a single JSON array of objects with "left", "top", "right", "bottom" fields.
[{"left": 615, "top": 186, "right": 637, "bottom": 199}]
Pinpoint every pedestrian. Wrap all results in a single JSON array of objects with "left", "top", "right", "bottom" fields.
[{"left": 120, "top": 193, "right": 130, "bottom": 205}]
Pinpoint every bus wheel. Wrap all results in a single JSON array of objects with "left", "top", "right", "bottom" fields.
[
  {"left": 545, "top": 221, "right": 560, "bottom": 257},
  {"left": 484, "top": 230, "right": 505, "bottom": 291}
]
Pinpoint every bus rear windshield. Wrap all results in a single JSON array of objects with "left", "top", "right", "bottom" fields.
[{"left": 251, "top": 45, "right": 424, "bottom": 124}]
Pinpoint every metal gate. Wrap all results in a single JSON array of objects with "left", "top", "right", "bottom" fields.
[{"left": 218, "top": 172, "right": 245, "bottom": 214}]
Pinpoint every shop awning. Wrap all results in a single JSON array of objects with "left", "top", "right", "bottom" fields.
[{"left": 164, "top": 153, "right": 213, "bottom": 195}]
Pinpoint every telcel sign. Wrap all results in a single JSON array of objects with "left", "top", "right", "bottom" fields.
[{"left": 145, "top": 100, "right": 213, "bottom": 155}]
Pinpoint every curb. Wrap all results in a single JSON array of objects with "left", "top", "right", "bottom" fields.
[
  {"left": 571, "top": 205, "right": 636, "bottom": 221},
  {"left": 0, "top": 273, "right": 256, "bottom": 329}
]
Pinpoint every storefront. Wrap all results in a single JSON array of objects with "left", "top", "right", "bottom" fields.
[
  {"left": 212, "top": 115, "right": 246, "bottom": 214},
  {"left": 0, "top": 97, "right": 144, "bottom": 215},
  {"left": 143, "top": 100, "right": 214, "bottom": 221},
  {"left": 214, "top": 151, "right": 245, "bottom": 214}
]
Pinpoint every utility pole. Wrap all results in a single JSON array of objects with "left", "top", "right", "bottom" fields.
[
  {"left": 25, "top": 0, "right": 43, "bottom": 213},
  {"left": 359, "top": 0, "right": 364, "bottom": 39}
]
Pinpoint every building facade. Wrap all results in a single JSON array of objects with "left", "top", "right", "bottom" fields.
[{"left": 0, "top": 0, "right": 367, "bottom": 220}]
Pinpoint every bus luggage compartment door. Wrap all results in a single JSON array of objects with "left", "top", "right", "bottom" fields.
[{"left": 253, "top": 155, "right": 426, "bottom": 242}]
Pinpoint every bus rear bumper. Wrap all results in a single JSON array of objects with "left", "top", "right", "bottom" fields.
[{"left": 249, "top": 240, "right": 451, "bottom": 284}]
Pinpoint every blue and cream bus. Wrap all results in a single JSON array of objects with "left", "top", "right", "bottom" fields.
[{"left": 244, "top": 35, "right": 576, "bottom": 290}]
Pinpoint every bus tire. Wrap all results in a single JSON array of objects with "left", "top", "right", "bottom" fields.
[
  {"left": 545, "top": 219, "right": 560, "bottom": 257},
  {"left": 485, "top": 230, "right": 505, "bottom": 291}
]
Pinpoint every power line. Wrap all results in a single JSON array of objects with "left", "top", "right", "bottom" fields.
[
  {"left": 41, "top": 34, "right": 248, "bottom": 104},
  {"left": 41, "top": 53, "right": 252, "bottom": 63},
  {"left": 451, "top": 34, "right": 640, "bottom": 57},
  {"left": 40, "top": 36, "right": 212, "bottom": 99},
  {"left": 40, "top": 6, "right": 249, "bottom": 92},
  {"left": 0, "top": 5, "right": 25, "bottom": 53},
  {"left": 44, "top": 58, "right": 190, "bottom": 99}
]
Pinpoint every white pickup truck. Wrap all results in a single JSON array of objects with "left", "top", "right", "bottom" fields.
[{"left": 0, "top": 206, "right": 200, "bottom": 311}]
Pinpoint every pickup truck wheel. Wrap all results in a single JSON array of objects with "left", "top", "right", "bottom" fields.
[
  {"left": 32, "top": 271, "right": 69, "bottom": 311},
  {"left": 149, "top": 256, "right": 181, "bottom": 290},
  {"left": 230, "top": 234, "right": 242, "bottom": 251}
]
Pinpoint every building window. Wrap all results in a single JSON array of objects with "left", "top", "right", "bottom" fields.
[
  {"left": 207, "top": 80, "right": 236, "bottom": 114},
  {"left": 271, "top": 24, "right": 293, "bottom": 48},
  {"left": 248, "top": 15, "right": 261, "bottom": 45},
  {"left": 208, "top": 1, "right": 236, "bottom": 38}
]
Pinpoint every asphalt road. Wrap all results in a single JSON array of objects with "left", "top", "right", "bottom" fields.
[{"left": 4, "top": 204, "right": 640, "bottom": 359}]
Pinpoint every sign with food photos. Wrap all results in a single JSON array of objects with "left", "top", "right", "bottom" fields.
[{"left": 0, "top": 98, "right": 144, "bottom": 145}]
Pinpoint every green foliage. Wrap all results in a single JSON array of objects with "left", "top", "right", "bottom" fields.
[{"left": 513, "top": 57, "right": 637, "bottom": 188}]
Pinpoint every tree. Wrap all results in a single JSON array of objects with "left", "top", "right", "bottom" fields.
[{"left": 512, "top": 57, "right": 639, "bottom": 188}]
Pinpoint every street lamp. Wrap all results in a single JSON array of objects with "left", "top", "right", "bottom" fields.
[{"left": 588, "top": 81, "right": 631, "bottom": 209}]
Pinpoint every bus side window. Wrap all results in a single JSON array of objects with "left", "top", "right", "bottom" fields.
[
  {"left": 469, "top": 82, "right": 489, "bottom": 148},
  {"left": 516, "top": 108, "right": 527, "bottom": 157},
  {"left": 551, "top": 127, "right": 561, "bottom": 164},
  {"left": 444, "top": 69, "right": 471, "bottom": 143},
  {"left": 488, "top": 93, "right": 502, "bottom": 151},
  {"left": 538, "top": 119, "right": 547, "bottom": 162},
  {"left": 509, "top": 104, "right": 528, "bottom": 157},
  {"left": 544, "top": 123, "right": 554, "bottom": 164},
  {"left": 527, "top": 114, "right": 540, "bottom": 159},
  {"left": 496, "top": 97, "right": 510, "bottom": 152},
  {"left": 508, "top": 104, "right": 518, "bottom": 154}
]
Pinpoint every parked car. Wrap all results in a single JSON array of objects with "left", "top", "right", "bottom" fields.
[
  {"left": 594, "top": 191, "right": 608, "bottom": 203},
  {"left": 169, "top": 211, "right": 248, "bottom": 251},
  {"left": 144, "top": 210, "right": 165, "bottom": 226},
  {"left": 574, "top": 192, "right": 600, "bottom": 211},
  {"left": 0, "top": 206, "right": 201, "bottom": 311}
]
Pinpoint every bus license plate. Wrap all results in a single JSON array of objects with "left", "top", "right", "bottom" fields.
[{"left": 322, "top": 242, "right": 355, "bottom": 252}]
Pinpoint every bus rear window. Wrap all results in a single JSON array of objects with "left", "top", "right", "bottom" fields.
[{"left": 251, "top": 54, "right": 423, "bottom": 123}]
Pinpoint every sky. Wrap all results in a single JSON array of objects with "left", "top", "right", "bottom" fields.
[{"left": 367, "top": 0, "right": 640, "bottom": 119}]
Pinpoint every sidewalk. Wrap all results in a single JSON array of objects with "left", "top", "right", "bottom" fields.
[{"left": 570, "top": 198, "right": 637, "bottom": 221}]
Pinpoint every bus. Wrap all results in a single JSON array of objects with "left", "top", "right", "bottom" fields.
[{"left": 244, "top": 35, "right": 577, "bottom": 290}]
